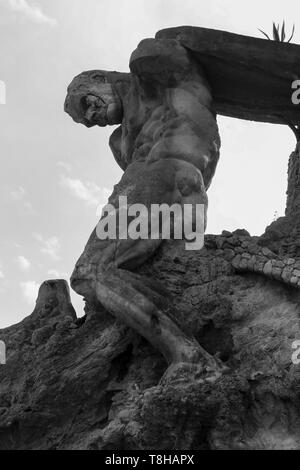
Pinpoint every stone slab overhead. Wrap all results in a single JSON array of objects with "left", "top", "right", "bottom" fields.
[{"left": 154, "top": 26, "right": 300, "bottom": 125}]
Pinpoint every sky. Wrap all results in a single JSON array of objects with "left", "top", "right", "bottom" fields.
[{"left": 0, "top": 0, "right": 299, "bottom": 328}]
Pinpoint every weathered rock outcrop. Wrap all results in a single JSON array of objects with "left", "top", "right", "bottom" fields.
[
  {"left": 260, "top": 144, "right": 300, "bottom": 258},
  {"left": 2, "top": 26, "right": 300, "bottom": 450},
  {"left": 286, "top": 143, "right": 300, "bottom": 217},
  {"left": 1, "top": 232, "right": 300, "bottom": 450}
]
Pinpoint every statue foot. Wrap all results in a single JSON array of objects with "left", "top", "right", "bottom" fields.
[
  {"left": 160, "top": 353, "right": 229, "bottom": 386},
  {"left": 94, "top": 267, "right": 229, "bottom": 384}
]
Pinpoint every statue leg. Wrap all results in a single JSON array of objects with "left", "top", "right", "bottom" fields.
[
  {"left": 94, "top": 239, "right": 222, "bottom": 377},
  {"left": 71, "top": 159, "right": 224, "bottom": 378}
]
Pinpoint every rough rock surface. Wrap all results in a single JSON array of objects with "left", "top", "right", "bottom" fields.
[
  {"left": 1, "top": 230, "right": 300, "bottom": 449},
  {"left": 260, "top": 144, "right": 300, "bottom": 257}
]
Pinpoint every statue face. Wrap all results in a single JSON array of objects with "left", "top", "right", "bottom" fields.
[{"left": 64, "top": 71, "right": 123, "bottom": 127}]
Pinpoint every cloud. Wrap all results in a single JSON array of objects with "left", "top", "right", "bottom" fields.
[
  {"left": 0, "top": 262, "right": 4, "bottom": 280},
  {"left": 16, "top": 255, "right": 31, "bottom": 271},
  {"left": 33, "top": 233, "right": 60, "bottom": 260},
  {"left": 10, "top": 185, "right": 26, "bottom": 200},
  {"left": 41, "top": 236, "right": 60, "bottom": 259},
  {"left": 20, "top": 280, "right": 39, "bottom": 305},
  {"left": 10, "top": 186, "right": 35, "bottom": 214},
  {"left": 57, "top": 161, "right": 72, "bottom": 173},
  {"left": 13, "top": 242, "right": 22, "bottom": 248},
  {"left": 7, "top": 0, "right": 57, "bottom": 26},
  {"left": 47, "top": 269, "right": 68, "bottom": 279},
  {"left": 23, "top": 201, "right": 35, "bottom": 214},
  {"left": 60, "top": 175, "right": 111, "bottom": 214}
]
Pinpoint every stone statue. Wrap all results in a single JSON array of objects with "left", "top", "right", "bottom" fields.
[
  {"left": 64, "top": 37, "right": 223, "bottom": 378},
  {"left": 3, "top": 26, "right": 300, "bottom": 450}
]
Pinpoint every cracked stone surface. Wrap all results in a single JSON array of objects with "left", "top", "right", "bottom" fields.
[{"left": 1, "top": 229, "right": 300, "bottom": 449}]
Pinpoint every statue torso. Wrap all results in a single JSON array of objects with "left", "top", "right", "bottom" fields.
[{"left": 110, "top": 77, "right": 220, "bottom": 189}]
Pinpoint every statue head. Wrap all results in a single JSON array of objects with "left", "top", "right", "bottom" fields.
[{"left": 64, "top": 70, "right": 124, "bottom": 127}]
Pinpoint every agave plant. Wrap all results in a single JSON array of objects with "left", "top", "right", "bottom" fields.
[{"left": 258, "top": 21, "right": 295, "bottom": 43}]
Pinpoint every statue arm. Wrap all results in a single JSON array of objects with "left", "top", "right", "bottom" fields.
[{"left": 109, "top": 125, "right": 127, "bottom": 171}]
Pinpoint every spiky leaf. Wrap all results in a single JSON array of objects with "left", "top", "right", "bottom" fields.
[
  {"left": 273, "top": 22, "right": 280, "bottom": 41},
  {"left": 281, "top": 20, "right": 286, "bottom": 41},
  {"left": 287, "top": 24, "right": 295, "bottom": 43},
  {"left": 258, "top": 28, "right": 271, "bottom": 40}
]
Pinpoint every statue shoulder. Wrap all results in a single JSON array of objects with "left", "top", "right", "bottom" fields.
[{"left": 129, "top": 38, "right": 192, "bottom": 81}]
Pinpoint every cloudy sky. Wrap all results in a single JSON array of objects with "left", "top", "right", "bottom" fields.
[{"left": 0, "top": 0, "right": 298, "bottom": 328}]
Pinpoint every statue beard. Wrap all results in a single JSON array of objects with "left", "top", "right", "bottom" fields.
[
  {"left": 84, "top": 99, "right": 121, "bottom": 127},
  {"left": 85, "top": 103, "right": 108, "bottom": 126}
]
